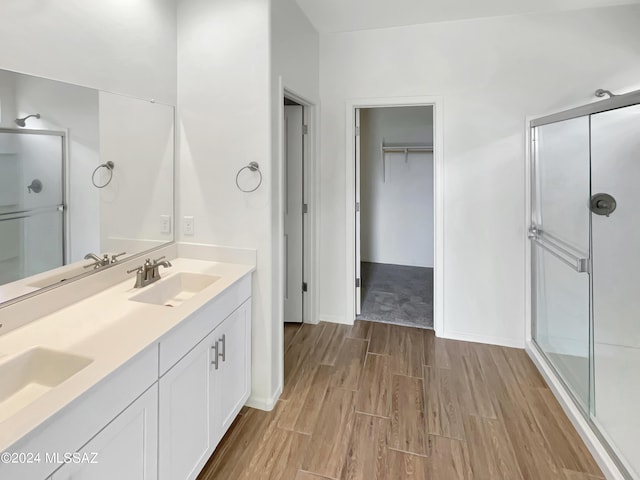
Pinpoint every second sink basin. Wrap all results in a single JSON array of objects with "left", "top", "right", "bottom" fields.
[
  {"left": 0, "top": 347, "right": 93, "bottom": 423},
  {"left": 129, "top": 272, "right": 221, "bottom": 307}
]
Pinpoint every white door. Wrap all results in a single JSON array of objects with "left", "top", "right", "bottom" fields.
[
  {"left": 159, "top": 332, "right": 213, "bottom": 480},
  {"left": 53, "top": 385, "right": 158, "bottom": 480},
  {"left": 355, "top": 108, "right": 362, "bottom": 315},
  {"left": 284, "top": 104, "right": 304, "bottom": 323}
]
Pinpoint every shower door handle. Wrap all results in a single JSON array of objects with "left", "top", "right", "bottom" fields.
[{"left": 530, "top": 227, "right": 589, "bottom": 273}]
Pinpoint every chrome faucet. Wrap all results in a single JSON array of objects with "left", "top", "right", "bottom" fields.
[
  {"left": 84, "top": 253, "right": 109, "bottom": 269},
  {"left": 127, "top": 256, "right": 172, "bottom": 288},
  {"left": 84, "top": 251, "right": 127, "bottom": 270}
]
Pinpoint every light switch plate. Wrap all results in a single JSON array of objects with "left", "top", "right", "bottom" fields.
[
  {"left": 184, "top": 216, "right": 194, "bottom": 235},
  {"left": 160, "top": 215, "right": 171, "bottom": 234}
]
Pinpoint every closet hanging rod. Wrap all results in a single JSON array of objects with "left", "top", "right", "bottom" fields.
[
  {"left": 381, "top": 145, "right": 433, "bottom": 153},
  {"left": 381, "top": 143, "right": 434, "bottom": 182}
]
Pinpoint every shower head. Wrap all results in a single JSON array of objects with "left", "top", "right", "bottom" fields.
[
  {"left": 14, "top": 113, "right": 41, "bottom": 127},
  {"left": 595, "top": 89, "right": 616, "bottom": 99}
]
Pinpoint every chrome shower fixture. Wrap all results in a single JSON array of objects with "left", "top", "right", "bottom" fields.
[
  {"left": 595, "top": 89, "right": 616, "bottom": 99},
  {"left": 14, "top": 113, "right": 41, "bottom": 127}
]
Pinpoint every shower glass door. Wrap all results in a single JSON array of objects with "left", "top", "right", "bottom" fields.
[
  {"left": 0, "top": 129, "right": 65, "bottom": 285},
  {"left": 531, "top": 116, "right": 591, "bottom": 409},
  {"left": 590, "top": 104, "right": 640, "bottom": 478}
]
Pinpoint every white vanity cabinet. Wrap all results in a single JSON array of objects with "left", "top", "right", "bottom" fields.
[
  {"left": 158, "top": 298, "right": 251, "bottom": 480},
  {"left": 210, "top": 300, "right": 251, "bottom": 444},
  {"left": 51, "top": 385, "right": 158, "bottom": 480},
  {"left": 159, "top": 330, "right": 215, "bottom": 480},
  {"left": 0, "top": 267, "right": 253, "bottom": 480}
]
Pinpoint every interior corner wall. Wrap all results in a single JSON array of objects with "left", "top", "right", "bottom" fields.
[
  {"left": 360, "top": 106, "right": 434, "bottom": 268},
  {"left": 270, "top": 0, "right": 319, "bottom": 396},
  {"left": 318, "top": 4, "right": 640, "bottom": 346},
  {"left": 177, "top": 0, "right": 274, "bottom": 407},
  {"left": 0, "top": 0, "right": 177, "bottom": 104}
]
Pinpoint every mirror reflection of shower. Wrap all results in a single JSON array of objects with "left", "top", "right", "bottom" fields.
[{"left": 14, "top": 113, "right": 41, "bottom": 127}]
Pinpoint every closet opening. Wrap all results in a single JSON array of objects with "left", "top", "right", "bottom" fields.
[{"left": 355, "top": 106, "right": 435, "bottom": 329}]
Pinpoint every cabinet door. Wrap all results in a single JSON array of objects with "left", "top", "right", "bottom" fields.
[
  {"left": 52, "top": 384, "right": 158, "bottom": 480},
  {"left": 211, "top": 299, "right": 251, "bottom": 442},
  {"left": 159, "top": 331, "right": 214, "bottom": 480}
]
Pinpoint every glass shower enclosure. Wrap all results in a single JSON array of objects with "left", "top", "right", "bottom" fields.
[
  {"left": 530, "top": 93, "right": 640, "bottom": 479},
  {"left": 0, "top": 128, "right": 65, "bottom": 285}
]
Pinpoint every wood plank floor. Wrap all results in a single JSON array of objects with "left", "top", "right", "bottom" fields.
[{"left": 197, "top": 321, "right": 603, "bottom": 480}]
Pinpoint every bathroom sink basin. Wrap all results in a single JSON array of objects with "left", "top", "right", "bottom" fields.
[
  {"left": 0, "top": 347, "right": 93, "bottom": 422},
  {"left": 129, "top": 272, "right": 220, "bottom": 307}
]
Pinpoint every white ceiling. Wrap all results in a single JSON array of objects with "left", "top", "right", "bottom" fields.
[{"left": 295, "top": 0, "right": 639, "bottom": 33}]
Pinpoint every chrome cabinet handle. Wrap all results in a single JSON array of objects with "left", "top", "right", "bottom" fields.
[
  {"left": 211, "top": 342, "right": 219, "bottom": 370},
  {"left": 219, "top": 334, "right": 226, "bottom": 362}
]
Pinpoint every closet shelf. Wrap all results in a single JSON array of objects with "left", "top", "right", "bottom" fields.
[
  {"left": 381, "top": 143, "right": 433, "bottom": 182},
  {"left": 381, "top": 144, "right": 433, "bottom": 154}
]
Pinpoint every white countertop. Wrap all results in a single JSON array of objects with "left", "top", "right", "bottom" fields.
[{"left": 0, "top": 257, "right": 254, "bottom": 453}]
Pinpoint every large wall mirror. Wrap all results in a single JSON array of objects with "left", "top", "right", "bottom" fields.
[{"left": 0, "top": 68, "right": 174, "bottom": 305}]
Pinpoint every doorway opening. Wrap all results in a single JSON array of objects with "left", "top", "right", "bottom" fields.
[
  {"left": 283, "top": 95, "right": 307, "bottom": 325},
  {"left": 352, "top": 103, "right": 439, "bottom": 330}
]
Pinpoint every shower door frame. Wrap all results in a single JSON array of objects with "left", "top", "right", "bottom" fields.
[
  {"left": 0, "top": 127, "right": 68, "bottom": 272},
  {"left": 525, "top": 89, "right": 640, "bottom": 480}
]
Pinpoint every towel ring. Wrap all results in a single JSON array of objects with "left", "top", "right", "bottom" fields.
[
  {"left": 92, "top": 161, "right": 115, "bottom": 189},
  {"left": 235, "top": 162, "right": 262, "bottom": 193}
]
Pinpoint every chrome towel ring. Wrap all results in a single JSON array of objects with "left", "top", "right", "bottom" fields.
[
  {"left": 92, "top": 161, "right": 115, "bottom": 188},
  {"left": 235, "top": 162, "right": 262, "bottom": 193}
]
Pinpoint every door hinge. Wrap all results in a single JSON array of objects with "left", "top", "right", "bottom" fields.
[
  {"left": 355, "top": 278, "right": 361, "bottom": 288},
  {"left": 303, "top": 203, "right": 309, "bottom": 214},
  {"left": 302, "top": 125, "right": 308, "bottom": 135},
  {"left": 355, "top": 126, "right": 360, "bottom": 136},
  {"left": 302, "top": 282, "right": 308, "bottom": 293},
  {"left": 356, "top": 202, "right": 360, "bottom": 212}
]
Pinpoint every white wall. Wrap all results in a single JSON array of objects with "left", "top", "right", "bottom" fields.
[
  {"left": 270, "top": 0, "right": 320, "bottom": 398},
  {"left": 177, "top": 0, "right": 274, "bottom": 408},
  {"left": 178, "top": 0, "right": 319, "bottom": 409},
  {"left": 318, "top": 5, "right": 640, "bottom": 346},
  {"left": 0, "top": 0, "right": 177, "bottom": 105},
  {"left": 360, "top": 106, "right": 433, "bottom": 267}
]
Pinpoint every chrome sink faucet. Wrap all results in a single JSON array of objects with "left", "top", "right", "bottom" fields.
[
  {"left": 84, "top": 253, "right": 109, "bottom": 269},
  {"left": 84, "top": 252, "right": 126, "bottom": 270},
  {"left": 127, "top": 256, "right": 172, "bottom": 288}
]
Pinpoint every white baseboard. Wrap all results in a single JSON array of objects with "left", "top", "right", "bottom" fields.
[
  {"left": 442, "top": 329, "right": 525, "bottom": 349},
  {"left": 318, "top": 314, "right": 352, "bottom": 325},
  {"left": 526, "top": 341, "right": 627, "bottom": 480},
  {"left": 245, "top": 384, "right": 283, "bottom": 412}
]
